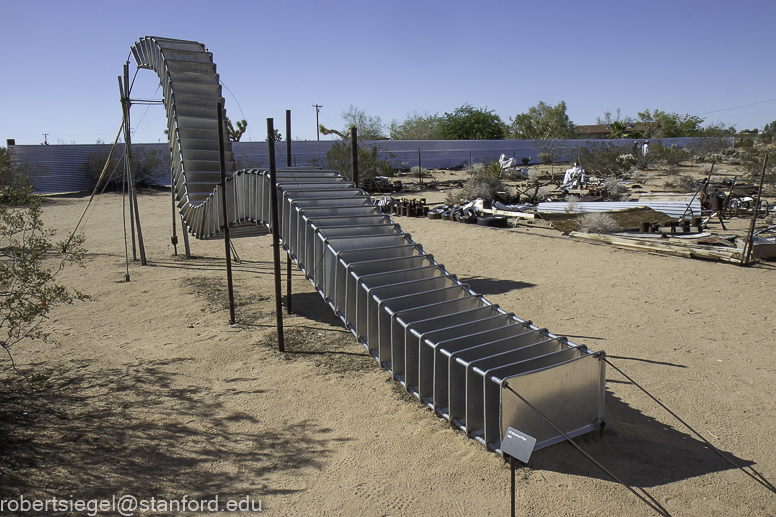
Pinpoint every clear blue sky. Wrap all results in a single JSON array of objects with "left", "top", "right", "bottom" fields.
[{"left": 2, "top": 0, "right": 775, "bottom": 145}]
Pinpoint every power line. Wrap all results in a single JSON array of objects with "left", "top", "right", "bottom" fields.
[
  {"left": 693, "top": 97, "right": 776, "bottom": 117},
  {"left": 220, "top": 81, "right": 256, "bottom": 141}
]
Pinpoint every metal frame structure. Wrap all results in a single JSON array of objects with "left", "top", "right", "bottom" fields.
[{"left": 130, "top": 35, "right": 606, "bottom": 452}]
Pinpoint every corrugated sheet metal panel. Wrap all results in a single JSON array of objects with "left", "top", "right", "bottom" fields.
[
  {"left": 231, "top": 137, "right": 709, "bottom": 171},
  {"left": 8, "top": 143, "right": 170, "bottom": 194},
  {"left": 536, "top": 200, "right": 702, "bottom": 219},
  {"left": 7, "top": 137, "right": 725, "bottom": 194}
]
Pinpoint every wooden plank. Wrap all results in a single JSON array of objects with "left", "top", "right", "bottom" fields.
[
  {"left": 480, "top": 208, "right": 535, "bottom": 219},
  {"left": 569, "top": 232, "right": 743, "bottom": 264}
]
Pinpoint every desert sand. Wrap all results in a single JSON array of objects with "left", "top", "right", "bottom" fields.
[{"left": 2, "top": 168, "right": 775, "bottom": 516}]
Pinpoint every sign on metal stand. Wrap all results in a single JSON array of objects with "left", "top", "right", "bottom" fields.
[{"left": 501, "top": 426, "right": 536, "bottom": 517}]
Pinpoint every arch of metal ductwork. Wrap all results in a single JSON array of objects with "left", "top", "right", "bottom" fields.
[{"left": 129, "top": 36, "right": 606, "bottom": 452}]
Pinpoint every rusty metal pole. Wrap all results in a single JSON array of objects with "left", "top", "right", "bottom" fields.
[
  {"left": 217, "top": 102, "right": 236, "bottom": 324},
  {"left": 119, "top": 68, "right": 147, "bottom": 266},
  {"left": 351, "top": 126, "right": 358, "bottom": 188},
  {"left": 171, "top": 170, "right": 178, "bottom": 256},
  {"left": 267, "top": 118, "right": 285, "bottom": 352},
  {"left": 181, "top": 214, "right": 192, "bottom": 259},
  {"left": 118, "top": 78, "right": 136, "bottom": 261},
  {"left": 285, "top": 110, "right": 293, "bottom": 314},
  {"left": 742, "top": 154, "right": 769, "bottom": 265}
]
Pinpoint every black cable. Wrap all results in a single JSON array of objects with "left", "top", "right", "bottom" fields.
[
  {"left": 604, "top": 357, "right": 776, "bottom": 495},
  {"left": 502, "top": 381, "right": 671, "bottom": 517}
]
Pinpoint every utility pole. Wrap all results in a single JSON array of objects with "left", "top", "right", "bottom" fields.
[
  {"left": 313, "top": 104, "right": 323, "bottom": 141},
  {"left": 42, "top": 134, "right": 49, "bottom": 145}
]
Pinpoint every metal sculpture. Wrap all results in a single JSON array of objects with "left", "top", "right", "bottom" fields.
[{"left": 129, "top": 36, "right": 606, "bottom": 452}]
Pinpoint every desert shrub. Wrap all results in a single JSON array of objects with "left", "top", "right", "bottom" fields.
[
  {"left": 504, "top": 168, "right": 528, "bottom": 181},
  {"left": 444, "top": 189, "right": 465, "bottom": 206},
  {"left": 689, "top": 135, "right": 731, "bottom": 156},
  {"left": 654, "top": 143, "right": 690, "bottom": 166},
  {"left": 566, "top": 195, "right": 580, "bottom": 212},
  {"left": 235, "top": 154, "right": 264, "bottom": 170},
  {"left": 445, "top": 160, "right": 506, "bottom": 205},
  {"left": 409, "top": 166, "right": 431, "bottom": 178},
  {"left": 739, "top": 147, "right": 776, "bottom": 186},
  {"left": 663, "top": 174, "right": 696, "bottom": 192},
  {"left": 82, "top": 146, "right": 169, "bottom": 189},
  {"left": 0, "top": 182, "right": 88, "bottom": 375},
  {"left": 1, "top": 147, "right": 44, "bottom": 189},
  {"left": 576, "top": 212, "right": 619, "bottom": 234},
  {"left": 574, "top": 141, "right": 651, "bottom": 176},
  {"left": 616, "top": 154, "right": 637, "bottom": 170},
  {"left": 603, "top": 177, "right": 629, "bottom": 198},
  {"left": 469, "top": 162, "right": 485, "bottom": 175},
  {"left": 309, "top": 142, "right": 395, "bottom": 186}
]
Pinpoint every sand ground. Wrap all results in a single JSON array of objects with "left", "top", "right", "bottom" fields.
[{"left": 1, "top": 168, "right": 775, "bottom": 516}]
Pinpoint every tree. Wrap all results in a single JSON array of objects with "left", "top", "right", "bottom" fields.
[
  {"left": 506, "top": 101, "right": 575, "bottom": 140},
  {"left": 0, "top": 182, "right": 87, "bottom": 376},
  {"left": 225, "top": 116, "right": 248, "bottom": 142},
  {"left": 319, "top": 125, "right": 350, "bottom": 140},
  {"left": 341, "top": 105, "right": 386, "bottom": 139},
  {"left": 389, "top": 112, "right": 443, "bottom": 140},
  {"left": 266, "top": 129, "right": 282, "bottom": 142},
  {"left": 607, "top": 121, "right": 628, "bottom": 139},
  {"left": 762, "top": 120, "right": 776, "bottom": 134},
  {"left": 441, "top": 105, "right": 505, "bottom": 140},
  {"left": 637, "top": 109, "right": 704, "bottom": 138},
  {"left": 596, "top": 108, "right": 633, "bottom": 125}
]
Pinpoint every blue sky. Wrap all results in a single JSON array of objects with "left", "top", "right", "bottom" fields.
[{"left": 2, "top": 0, "right": 775, "bottom": 145}]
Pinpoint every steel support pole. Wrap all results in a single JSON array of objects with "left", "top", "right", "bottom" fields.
[
  {"left": 217, "top": 103, "right": 236, "bottom": 324},
  {"left": 351, "top": 127, "right": 358, "bottom": 188},
  {"left": 267, "top": 118, "right": 285, "bottom": 352},
  {"left": 285, "top": 110, "right": 293, "bottom": 314}
]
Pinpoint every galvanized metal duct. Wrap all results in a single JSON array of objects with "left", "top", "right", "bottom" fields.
[
  {"left": 130, "top": 36, "right": 606, "bottom": 452},
  {"left": 267, "top": 170, "right": 606, "bottom": 451}
]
